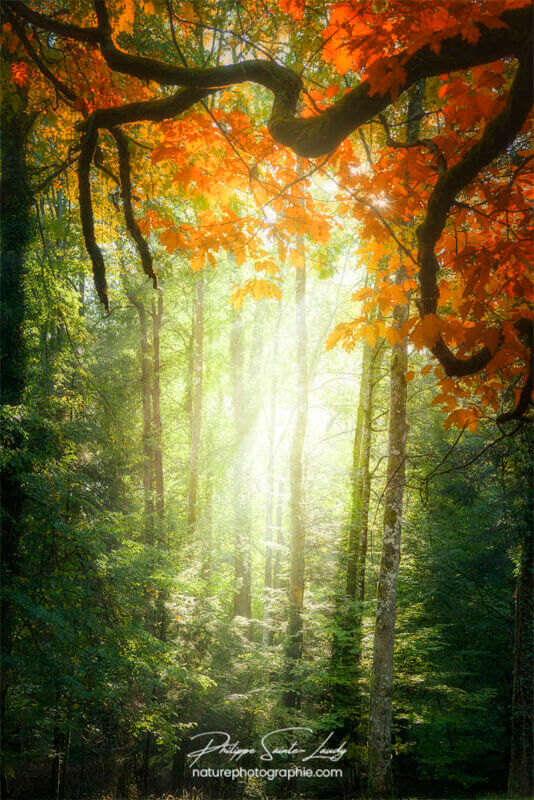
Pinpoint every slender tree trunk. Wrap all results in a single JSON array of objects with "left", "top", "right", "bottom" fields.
[
  {"left": 354, "top": 342, "right": 384, "bottom": 608},
  {"left": 126, "top": 290, "right": 159, "bottom": 788},
  {"left": 59, "top": 726, "right": 70, "bottom": 800},
  {"left": 186, "top": 274, "right": 204, "bottom": 539},
  {"left": 351, "top": 341, "right": 384, "bottom": 781},
  {"left": 263, "top": 304, "right": 282, "bottom": 645},
  {"left": 367, "top": 81, "right": 423, "bottom": 800},
  {"left": 49, "top": 692, "right": 64, "bottom": 800},
  {"left": 273, "top": 478, "right": 285, "bottom": 590},
  {"left": 172, "top": 745, "right": 186, "bottom": 798},
  {"left": 50, "top": 726, "right": 62, "bottom": 800},
  {"left": 0, "top": 90, "right": 29, "bottom": 407},
  {"left": 138, "top": 301, "right": 155, "bottom": 544},
  {"left": 507, "top": 525, "right": 534, "bottom": 798},
  {"left": 151, "top": 288, "right": 164, "bottom": 527},
  {"left": 231, "top": 306, "right": 252, "bottom": 619},
  {"left": 331, "top": 337, "right": 383, "bottom": 798},
  {"left": 347, "top": 340, "right": 374, "bottom": 599},
  {"left": 142, "top": 730, "right": 152, "bottom": 798},
  {"left": 124, "top": 285, "right": 156, "bottom": 545},
  {"left": 79, "top": 734, "right": 86, "bottom": 790},
  {"left": 201, "top": 472, "right": 213, "bottom": 582},
  {"left": 229, "top": 279, "right": 264, "bottom": 621},
  {"left": 284, "top": 255, "right": 308, "bottom": 708},
  {"left": 0, "top": 79, "right": 32, "bottom": 796},
  {"left": 151, "top": 287, "right": 169, "bottom": 644},
  {"left": 367, "top": 307, "right": 408, "bottom": 799}
]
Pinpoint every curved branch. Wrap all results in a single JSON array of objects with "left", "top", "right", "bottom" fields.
[
  {"left": 417, "top": 55, "right": 532, "bottom": 320},
  {"left": 9, "top": 0, "right": 533, "bottom": 413},
  {"left": 377, "top": 112, "right": 447, "bottom": 173},
  {"left": 7, "top": 1, "right": 532, "bottom": 156},
  {"left": 497, "top": 318, "right": 534, "bottom": 422},
  {"left": 4, "top": 8, "right": 78, "bottom": 104},
  {"left": 78, "top": 87, "right": 213, "bottom": 131},
  {"left": 110, "top": 128, "right": 157, "bottom": 288},
  {"left": 415, "top": 52, "right": 533, "bottom": 417},
  {"left": 4, "top": 0, "right": 101, "bottom": 42},
  {"left": 77, "top": 122, "right": 109, "bottom": 310}
]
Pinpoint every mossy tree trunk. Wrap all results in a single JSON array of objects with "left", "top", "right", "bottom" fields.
[{"left": 0, "top": 76, "right": 32, "bottom": 796}]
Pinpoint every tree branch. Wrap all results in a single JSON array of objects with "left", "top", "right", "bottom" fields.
[
  {"left": 415, "top": 53, "right": 533, "bottom": 418},
  {"left": 7, "top": 1, "right": 531, "bottom": 157},
  {"left": 110, "top": 128, "right": 157, "bottom": 288},
  {"left": 77, "top": 121, "right": 108, "bottom": 310},
  {"left": 377, "top": 112, "right": 446, "bottom": 173},
  {"left": 9, "top": 0, "right": 533, "bottom": 409}
]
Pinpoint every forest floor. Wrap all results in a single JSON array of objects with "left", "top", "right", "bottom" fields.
[{"left": 89, "top": 795, "right": 516, "bottom": 800}]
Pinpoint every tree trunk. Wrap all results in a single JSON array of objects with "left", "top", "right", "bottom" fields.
[
  {"left": 150, "top": 287, "right": 168, "bottom": 642},
  {"left": 273, "top": 478, "right": 285, "bottom": 590},
  {"left": 126, "top": 290, "right": 159, "bottom": 784},
  {"left": 507, "top": 526, "right": 534, "bottom": 798},
  {"left": 201, "top": 472, "right": 213, "bottom": 582},
  {"left": 142, "top": 730, "right": 152, "bottom": 798},
  {"left": 284, "top": 255, "right": 308, "bottom": 708},
  {"left": 346, "top": 339, "right": 381, "bottom": 601},
  {"left": 367, "top": 81, "right": 423, "bottom": 799},
  {"left": 50, "top": 722, "right": 63, "bottom": 800},
  {"left": 367, "top": 311, "right": 408, "bottom": 799},
  {"left": 151, "top": 288, "right": 164, "bottom": 528},
  {"left": 354, "top": 342, "right": 385, "bottom": 608},
  {"left": 137, "top": 300, "right": 155, "bottom": 545},
  {"left": 124, "top": 285, "right": 157, "bottom": 546},
  {"left": 0, "top": 79, "right": 32, "bottom": 796},
  {"left": 330, "top": 336, "right": 383, "bottom": 800},
  {"left": 263, "top": 304, "right": 282, "bottom": 645},
  {"left": 230, "top": 287, "right": 264, "bottom": 622},
  {"left": 186, "top": 273, "right": 204, "bottom": 540},
  {"left": 59, "top": 726, "right": 70, "bottom": 800},
  {"left": 0, "top": 86, "right": 29, "bottom": 407},
  {"left": 231, "top": 306, "right": 252, "bottom": 619}
]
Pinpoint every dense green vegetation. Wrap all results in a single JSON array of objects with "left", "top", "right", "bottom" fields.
[{"left": 1, "top": 152, "right": 531, "bottom": 799}]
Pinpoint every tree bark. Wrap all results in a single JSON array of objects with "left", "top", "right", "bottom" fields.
[
  {"left": 0, "top": 77, "right": 32, "bottom": 796},
  {"left": 508, "top": 525, "right": 534, "bottom": 798},
  {"left": 367, "top": 81, "right": 422, "bottom": 800},
  {"left": 186, "top": 273, "right": 204, "bottom": 540},
  {"left": 354, "top": 342, "right": 385, "bottom": 608},
  {"left": 132, "top": 297, "right": 155, "bottom": 545},
  {"left": 273, "top": 478, "right": 285, "bottom": 590},
  {"left": 284, "top": 255, "right": 308, "bottom": 708},
  {"left": 231, "top": 305, "right": 252, "bottom": 619},
  {"left": 263, "top": 303, "right": 282, "bottom": 645},
  {"left": 346, "top": 339, "right": 382, "bottom": 601},
  {"left": 367, "top": 310, "right": 408, "bottom": 799},
  {"left": 151, "top": 287, "right": 169, "bottom": 643},
  {"left": 331, "top": 337, "right": 383, "bottom": 796},
  {"left": 151, "top": 288, "right": 164, "bottom": 527},
  {"left": 50, "top": 726, "right": 62, "bottom": 800},
  {"left": 201, "top": 471, "right": 213, "bottom": 582},
  {"left": 230, "top": 287, "right": 264, "bottom": 621},
  {"left": 59, "top": 726, "right": 70, "bottom": 800},
  {"left": 0, "top": 88, "right": 30, "bottom": 407}
]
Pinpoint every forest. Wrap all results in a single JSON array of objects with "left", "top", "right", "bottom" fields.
[{"left": 0, "top": 1, "right": 532, "bottom": 799}]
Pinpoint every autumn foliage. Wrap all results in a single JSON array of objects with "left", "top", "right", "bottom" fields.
[{"left": 2, "top": 0, "right": 532, "bottom": 429}]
